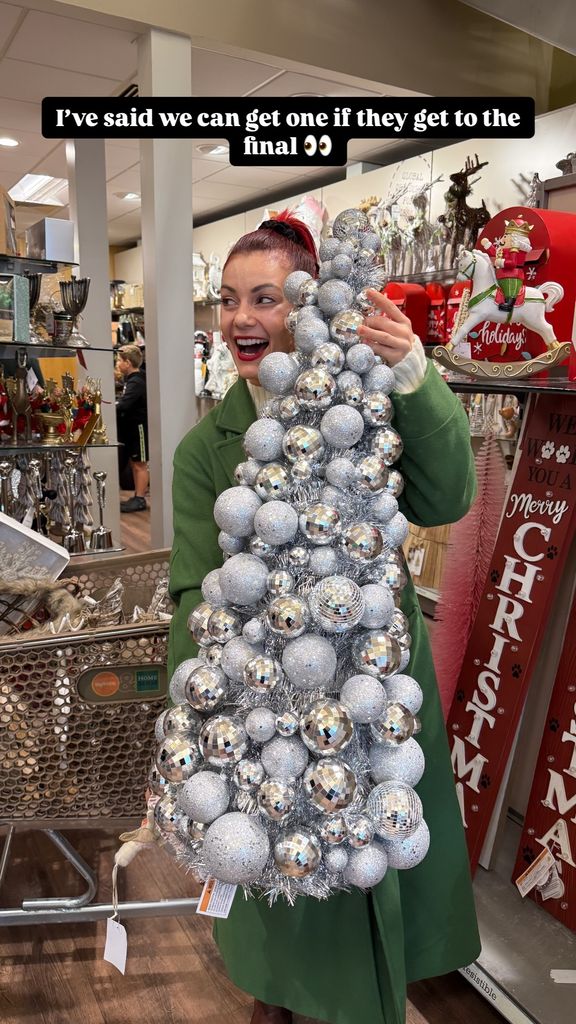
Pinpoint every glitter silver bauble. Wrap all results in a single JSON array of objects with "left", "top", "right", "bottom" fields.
[
  {"left": 268, "top": 594, "right": 310, "bottom": 637},
  {"left": 341, "top": 522, "right": 384, "bottom": 562},
  {"left": 274, "top": 710, "right": 300, "bottom": 738},
  {"left": 366, "top": 781, "right": 423, "bottom": 840},
  {"left": 320, "top": 813, "right": 348, "bottom": 845},
  {"left": 249, "top": 536, "right": 276, "bottom": 559},
  {"left": 234, "top": 459, "right": 262, "bottom": 486},
  {"left": 331, "top": 253, "right": 353, "bottom": 278},
  {"left": 385, "top": 512, "right": 409, "bottom": 547},
  {"left": 383, "top": 820, "right": 430, "bottom": 869},
  {"left": 371, "top": 703, "right": 416, "bottom": 746},
  {"left": 325, "top": 457, "right": 357, "bottom": 488},
  {"left": 254, "top": 463, "right": 290, "bottom": 501},
  {"left": 300, "top": 698, "right": 354, "bottom": 756},
  {"left": 203, "top": 812, "right": 271, "bottom": 884},
  {"left": 283, "top": 424, "right": 325, "bottom": 463},
  {"left": 177, "top": 771, "right": 230, "bottom": 823},
  {"left": 353, "top": 630, "right": 402, "bottom": 680},
  {"left": 303, "top": 758, "right": 357, "bottom": 813},
  {"left": 155, "top": 734, "right": 201, "bottom": 783},
  {"left": 384, "top": 674, "right": 423, "bottom": 715},
  {"left": 310, "top": 341, "right": 346, "bottom": 375},
  {"left": 308, "top": 575, "right": 364, "bottom": 633},
  {"left": 287, "top": 545, "right": 310, "bottom": 568},
  {"left": 363, "top": 392, "right": 394, "bottom": 428},
  {"left": 320, "top": 405, "right": 364, "bottom": 448},
  {"left": 148, "top": 764, "right": 173, "bottom": 798},
  {"left": 398, "top": 648, "right": 411, "bottom": 672},
  {"left": 185, "top": 664, "right": 228, "bottom": 712},
  {"left": 245, "top": 707, "right": 277, "bottom": 743},
  {"left": 218, "top": 531, "right": 245, "bottom": 555},
  {"left": 299, "top": 502, "right": 341, "bottom": 545},
  {"left": 318, "top": 260, "right": 332, "bottom": 282},
  {"left": 219, "top": 553, "right": 269, "bottom": 606},
  {"left": 346, "top": 812, "right": 375, "bottom": 848},
  {"left": 364, "top": 363, "right": 396, "bottom": 394},
  {"left": 267, "top": 569, "right": 295, "bottom": 596},
  {"left": 380, "top": 558, "right": 407, "bottom": 593},
  {"left": 371, "top": 425, "right": 403, "bottom": 464},
  {"left": 319, "top": 237, "right": 341, "bottom": 260},
  {"left": 369, "top": 492, "right": 399, "bottom": 525},
  {"left": 363, "top": 231, "right": 382, "bottom": 252},
  {"left": 278, "top": 395, "right": 301, "bottom": 421},
  {"left": 309, "top": 547, "right": 339, "bottom": 577},
  {"left": 282, "top": 634, "right": 337, "bottom": 690},
  {"left": 346, "top": 344, "right": 375, "bottom": 375},
  {"left": 340, "top": 381, "right": 364, "bottom": 407},
  {"left": 214, "top": 486, "right": 262, "bottom": 538},
  {"left": 188, "top": 601, "right": 215, "bottom": 647},
  {"left": 385, "top": 469, "right": 405, "bottom": 497},
  {"left": 254, "top": 500, "right": 299, "bottom": 547},
  {"left": 261, "top": 736, "right": 309, "bottom": 781},
  {"left": 325, "top": 846, "right": 349, "bottom": 872},
  {"left": 283, "top": 270, "right": 312, "bottom": 303},
  {"left": 330, "top": 309, "right": 364, "bottom": 345},
  {"left": 317, "top": 280, "right": 354, "bottom": 317},
  {"left": 337, "top": 369, "right": 362, "bottom": 393},
  {"left": 291, "top": 458, "right": 313, "bottom": 482},
  {"left": 220, "top": 637, "right": 260, "bottom": 682},
  {"left": 285, "top": 308, "right": 299, "bottom": 332},
  {"left": 200, "top": 715, "right": 249, "bottom": 765},
  {"left": 369, "top": 737, "right": 425, "bottom": 787},
  {"left": 274, "top": 829, "right": 322, "bottom": 877},
  {"left": 163, "top": 703, "right": 202, "bottom": 736},
  {"left": 332, "top": 208, "right": 369, "bottom": 239},
  {"left": 359, "top": 584, "right": 395, "bottom": 629},
  {"left": 234, "top": 758, "right": 265, "bottom": 791},
  {"left": 257, "top": 778, "right": 296, "bottom": 821},
  {"left": 343, "top": 843, "right": 388, "bottom": 887},
  {"left": 208, "top": 607, "right": 242, "bottom": 644},
  {"left": 320, "top": 484, "right": 345, "bottom": 509},
  {"left": 154, "top": 794, "right": 186, "bottom": 834},
  {"left": 295, "top": 367, "right": 336, "bottom": 410},
  {"left": 356, "top": 455, "right": 389, "bottom": 494},
  {"left": 169, "top": 657, "right": 202, "bottom": 704},
  {"left": 243, "top": 617, "right": 267, "bottom": 643},
  {"left": 299, "top": 278, "right": 320, "bottom": 305},
  {"left": 257, "top": 352, "right": 300, "bottom": 396},
  {"left": 244, "top": 654, "right": 283, "bottom": 692},
  {"left": 243, "top": 418, "right": 286, "bottom": 461},
  {"left": 340, "top": 674, "right": 387, "bottom": 724},
  {"left": 293, "top": 318, "right": 330, "bottom": 354},
  {"left": 201, "top": 569, "right": 224, "bottom": 606}
]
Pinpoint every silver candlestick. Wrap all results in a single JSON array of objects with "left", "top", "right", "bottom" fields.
[
  {"left": 28, "top": 457, "right": 45, "bottom": 534},
  {"left": 62, "top": 455, "right": 85, "bottom": 553},
  {"left": 89, "top": 470, "right": 114, "bottom": 550},
  {"left": 0, "top": 460, "right": 12, "bottom": 515}
]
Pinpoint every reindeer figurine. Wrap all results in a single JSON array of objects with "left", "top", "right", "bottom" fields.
[
  {"left": 438, "top": 154, "right": 491, "bottom": 267},
  {"left": 4, "top": 349, "right": 33, "bottom": 445}
]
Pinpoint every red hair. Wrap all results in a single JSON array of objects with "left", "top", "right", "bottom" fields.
[{"left": 224, "top": 210, "right": 318, "bottom": 277}]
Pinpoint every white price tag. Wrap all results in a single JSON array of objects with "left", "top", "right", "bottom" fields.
[
  {"left": 26, "top": 367, "right": 38, "bottom": 392},
  {"left": 103, "top": 918, "right": 127, "bottom": 974},
  {"left": 196, "top": 877, "right": 237, "bottom": 918},
  {"left": 514, "top": 846, "right": 556, "bottom": 898}
]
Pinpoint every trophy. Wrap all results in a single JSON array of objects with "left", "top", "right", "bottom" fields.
[
  {"left": 59, "top": 277, "right": 91, "bottom": 348},
  {"left": 62, "top": 455, "right": 85, "bottom": 553},
  {"left": 89, "top": 470, "right": 114, "bottom": 550}
]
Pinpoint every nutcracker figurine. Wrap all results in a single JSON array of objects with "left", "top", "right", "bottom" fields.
[{"left": 480, "top": 216, "right": 533, "bottom": 312}]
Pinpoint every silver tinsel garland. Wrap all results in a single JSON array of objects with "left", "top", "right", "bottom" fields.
[{"left": 152, "top": 207, "right": 430, "bottom": 901}]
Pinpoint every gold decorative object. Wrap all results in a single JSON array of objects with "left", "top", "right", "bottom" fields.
[{"left": 432, "top": 342, "right": 572, "bottom": 380}]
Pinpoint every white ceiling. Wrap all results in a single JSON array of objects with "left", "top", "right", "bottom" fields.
[{"left": 0, "top": 0, "right": 430, "bottom": 247}]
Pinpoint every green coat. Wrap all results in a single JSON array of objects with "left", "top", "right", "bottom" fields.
[{"left": 168, "top": 363, "right": 481, "bottom": 1024}]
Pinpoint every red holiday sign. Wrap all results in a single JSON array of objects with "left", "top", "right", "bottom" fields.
[
  {"left": 512, "top": 593, "right": 576, "bottom": 930},
  {"left": 447, "top": 392, "right": 576, "bottom": 872}
]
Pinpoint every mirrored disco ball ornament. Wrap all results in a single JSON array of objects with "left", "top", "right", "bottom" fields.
[
  {"left": 300, "top": 698, "right": 354, "bottom": 756},
  {"left": 148, "top": 764, "right": 172, "bottom": 798},
  {"left": 188, "top": 601, "right": 215, "bottom": 647},
  {"left": 187, "top": 819, "right": 208, "bottom": 844},
  {"left": 276, "top": 711, "right": 300, "bottom": 737},
  {"left": 383, "top": 820, "right": 430, "bottom": 869},
  {"left": 363, "top": 392, "right": 394, "bottom": 428},
  {"left": 288, "top": 545, "right": 310, "bottom": 568},
  {"left": 235, "top": 459, "right": 261, "bottom": 486},
  {"left": 155, "top": 734, "right": 200, "bottom": 783},
  {"left": 283, "top": 270, "right": 312, "bottom": 303},
  {"left": 371, "top": 426, "right": 403, "bottom": 464},
  {"left": 279, "top": 395, "right": 301, "bottom": 421},
  {"left": 203, "top": 812, "right": 271, "bottom": 884},
  {"left": 371, "top": 703, "right": 416, "bottom": 746},
  {"left": 356, "top": 455, "right": 389, "bottom": 494},
  {"left": 154, "top": 794, "right": 186, "bottom": 834},
  {"left": 308, "top": 575, "right": 365, "bottom": 633},
  {"left": 250, "top": 536, "right": 276, "bottom": 559},
  {"left": 261, "top": 736, "right": 309, "bottom": 781},
  {"left": 178, "top": 771, "right": 230, "bottom": 823},
  {"left": 274, "top": 829, "right": 322, "bottom": 877},
  {"left": 380, "top": 559, "right": 407, "bottom": 593},
  {"left": 185, "top": 664, "right": 228, "bottom": 711},
  {"left": 163, "top": 704, "right": 202, "bottom": 737},
  {"left": 243, "top": 654, "right": 283, "bottom": 692},
  {"left": 245, "top": 707, "right": 277, "bottom": 742},
  {"left": 366, "top": 781, "right": 423, "bottom": 840},
  {"left": 258, "top": 778, "right": 296, "bottom": 821},
  {"left": 169, "top": 657, "right": 203, "bottom": 704},
  {"left": 330, "top": 309, "right": 365, "bottom": 345},
  {"left": 353, "top": 630, "right": 402, "bottom": 680},
  {"left": 291, "top": 458, "right": 313, "bottom": 482},
  {"left": 285, "top": 308, "right": 299, "bottom": 332},
  {"left": 310, "top": 342, "right": 346, "bottom": 375},
  {"left": 299, "top": 503, "right": 341, "bottom": 545},
  {"left": 340, "top": 381, "right": 364, "bottom": 407},
  {"left": 208, "top": 607, "right": 243, "bottom": 644},
  {"left": 299, "top": 278, "right": 320, "bottom": 305},
  {"left": 295, "top": 367, "right": 336, "bottom": 409},
  {"left": 283, "top": 425, "right": 325, "bottom": 463},
  {"left": 341, "top": 523, "right": 384, "bottom": 562},
  {"left": 346, "top": 812, "right": 375, "bottom": 848},
  {"left": 234, "top": 758, "right": 265, "bottom": 791},
  {"left": 267, "top": 569, "right": 295, "bottom": 596},
  {"left": 333, "top": 208, "right": 370, "bottom": 238},
  {"left": 320, "top": 813, "right": 348, "bottom": 845},
  {"left": 255, "top": 463, "right": 290, "bottom": 501},
  {"left": 205, "top": 644, "right": 224, "bottom": 666},
  {"left": 356, "top": 288, "right": 377, "bottom": 313},
  {"left": 388, "top": 609, "right": 410, "bottom": 642},
  {"left": 385, "top": 469, "right": 405, "bottom": 497},
  {"left": 303, "top": 758, "right": 357, "bottom": 813},
  {"left": 268, "top": 594, "right": 310, "bottom": 637},
  {"left": 200, "top": 715, "right": 249, "bottom": 765}
]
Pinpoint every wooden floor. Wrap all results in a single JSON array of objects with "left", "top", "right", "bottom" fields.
[
  {"left": 119, "top": 489, "right": 151, "bottom": 555},
  {"left": 0, "top": 828, "right": 504, "bottom": 1024}
]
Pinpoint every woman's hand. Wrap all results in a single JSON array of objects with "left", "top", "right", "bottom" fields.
[{"left": 356, "top": 289, "right": 415, "bottom": 367}]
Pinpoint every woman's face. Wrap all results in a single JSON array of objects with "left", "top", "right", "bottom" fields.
[{"left": 220, "top": 251, "right": 294, "bottom": 383}]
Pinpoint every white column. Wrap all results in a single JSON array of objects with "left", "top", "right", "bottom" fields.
[
  {"left": 138, "top": 29, "right": 194, "bottom": 547},
  {"left": 66, "top": 137, "right": 121, "bottom": 549}
]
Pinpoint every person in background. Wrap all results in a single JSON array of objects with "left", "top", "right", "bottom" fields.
[{"left": 116, "top": 343, "right": 149, "bottom": 513}]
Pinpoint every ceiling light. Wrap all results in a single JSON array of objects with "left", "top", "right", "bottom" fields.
[
  {"left": 290, "top": 92, "right": 325, "bottom": 97},
  {"left": 0, "top": 137, "right": 19, "bottom": 148},
  {"left": 9, "top": 173, "right": 68, "bottom": 205},
  {"left": 196, "top": 144, "right": 229, "bottom": 156},
  {"left": 114, "top": 191, "right": 141, "bottom": 201}
]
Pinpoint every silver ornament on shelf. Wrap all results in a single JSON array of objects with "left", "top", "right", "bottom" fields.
[
  {"left": 214, "top": 486, "right": 262, "bottom": 537},
  {"left": 310, "top": 342, "right": 346, "bottom": 376},
  {"left": 274, "top": 829, "right": 322, "bottom": 878},
  {"left": 276, "top": 710, "right": 300, "bottom": 737},
  {"left": 364, "top": 363, "right": 396, "bottom": 394},
  {"left": 330, "top": 309, "right": 364, "bottom": 345},
  {"left": 268, "top": 594, "right": 310, "bottom": 637},
  {"left": 353, "top": 630, "right": 402, "bottom": 680},
  {"left": 325, "top": 457, "right": 357, "bottom": 488},
  {"left": 332, "top": 208, "right": 369, "bottom": 238},
  {"left": 371, "top": 703, "right": 416, "bottom": 746},
  {"left": 341, "top": 522, "right": 384, "bottom": 562},
  {"left": 363, "top": 392, "right": 394, "bottom": 428},
  {"left": 244, "top": 654, "right": 283, "bottom": 692},
  {"left": 163, "top": 704, "right": 202, "bottom": 737},
  {"left": 283, "top": 424, "right": 325, "bottom": 463},
  {"left": 293, "top": 318, "right": 330, "bottom": 354},
  {"left": 243, "top": 617, "right": 267, "bottom": 644},
  {"left": 356, "top": 455, "right": 389, "bottom": 494},
  {"left": 359, "top": 584, "right": 395, "bottom": 629},
  {"left": 283, "top": 270, "right": 312, "bottom": 303},
  {"left": 257, "top": 353, "right": 300, "bottom": 396},
  {"left": 254, "top": 500, "right": 299, "bottom": 546},
  {"left": 343, "top": 844, "right": 388, "bottom": 888},
  {"left": 261, "top": 735, "right": 309, "bottom": 781},
  {"left": 258, "top": 778, "right": 296, "bottom": 821},
  {"left": 299, "top": 502, "right": 341, "bottom": 545},
  {"left": 267, "top": 569, "right": 295, "bottom": 595},
  {"left": 320, "top": 813, "right": 348, "bottom": 845},
  {"left": 384, "top": 674, "right": 423, "bottom": 715},
  {"left": 317, "top": 280, "right": 354, "bottom": 317},
  {"left": 219, "top": 553, "right": 269, "bottom": 606},
  {"left": 203, "top": 812, "right": 271, "bottom": 884},
  {"left": 320, "top": 406, "right": 364, "bottom": 448},
  {"left": 383, "top": 820, "right": 430, "bottom": 869},
  {"left": 300, "top": 698, "right": 354, "bottom": 756},
  {"left": 346, "top": 812, "right": 375, "bottom": 848},
  {"left": 287, "top": 545, "right": 310, "bottom": 568},
  {"left": 339, "top": 674, "right": 387, "bottom": 724},
  {"left": 325, "top": 846, "right": 349, "bottom": 873},
  {"left": 218, "top": 531, "right": 245, "bottom": 555},
  {"left": 309, "top": 547, "right": 340, "bottom": 577},
  {"left": 282, "top": 634, "right": 337, "bottom": 690},
  {"left": 295, "top": 367, "right": 336, "bottom": 409},
  {"left": 308, "top": 575, "right": 365, "bottom": 633},
  {"left": 371, "top": 425, "right": 403, "bottom": 464},
  {"left": 201, "top": 569, "right": 224, "bottom": 606},
  {"left": 208, "top": 607, "right": 243, "bottom": 644},
  {"left": 366, "top": 781, "right": 423, "bottom": 840},
  {"left": 369, "top": 492, "right": 399, "bottom": 525},
  {"left": 178, "top": 771, "right": 230, "bottom": 823},
  {"left": 234, "top": 758, "right": 266, "bottom": 791},
  {"left": 188, "top": 601, "right": 215, "bottom": 647},
  {"left": 154, "top": 794, "right": 187, "bottom": 834},
  {"left": 369, "top": 737, "right": 425, "bottom": 787},
  {"left": 200, "top": 715, "right": 249, "bottom": 765},
  {"left": 346, "top": 344, "right": 375, "bottom": 375},
  {"left": 244, "top": 418, "right": 286, "bottom": 461},
  {"left": 185, "top": 664, "right": 228, "bottom": 712},
  {"left": 169, "top": 657, "right": 203, "bottom": 704},
  {"left": 278, "top": 395, "right": 301, "bottom": 422},
  {"left": 155, "top": 734, "right": 200, "bottom": 783},
  {"left": 245, "top": 707, "right": 277, "bottom": 743},
  {"left": 303, "top": 758, "right": 357, "bottom": 813},
  {"left": 299, "top": 278, "right": 320, "bottom": 305}
]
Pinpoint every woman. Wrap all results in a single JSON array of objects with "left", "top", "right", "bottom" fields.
[{"left": 169, "top": 215, "right": 480, "bottom": 1024}]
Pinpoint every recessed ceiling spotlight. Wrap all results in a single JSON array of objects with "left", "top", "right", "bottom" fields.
[
  {"left": 0, "top": 137, "right": 19, "bottom": 147},
  {"left": 115, "top": 191, "right": 140, "bottom": 200},
  {"left": 196, "top": 144, "right": 229, "bottom": 156}
]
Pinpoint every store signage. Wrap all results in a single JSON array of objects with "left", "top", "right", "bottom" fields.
[
  {"left": 446, "top": 393, "right": 576, "bottom": 871},
  {"left": 512, "top": 592, "right": 576, "bottom": 931}
]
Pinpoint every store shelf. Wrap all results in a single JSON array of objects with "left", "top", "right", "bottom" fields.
[
  {"left": 194, "top": 298, "right": 220, "bottom": 306},
  {"left": 415, "top": 585, "right": 439, "bottom": 616},
  {"left": 0, "top": 341, "right": 112, "bottom": 356},
  {"left": 0, "top": 442, "right": 118, "bottom": 453},
  {"left": 446, "top": 371, "right": 576, "bottom": 397},
  {"left": 389, "top": 268, "right": 456, "bottom": 285},
  {"left": 0, "top": 254, "right": 77, "bottom": 276}
]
